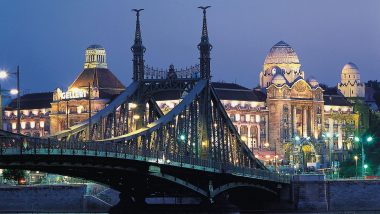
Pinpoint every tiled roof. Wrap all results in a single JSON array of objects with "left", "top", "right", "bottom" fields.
[
  {"left": 321, "top": 86, "right": 352, "bottom": 106},
  {"left": 69, "top": 68, "right": 125, "bottom": 99},
  {"left": 153, "top": 82, "right": 267, "bottom": 102},
  {"left": 6, "top": 92, "right": 53, "bottom": 110},
  {"left": 211, "top": 82, "right": 250, "bottom": 90},
  {"left": 324, "top": 95, "right": 352, "bottom": 106},
  {"left": 69, "top": 68, "right": 125, "bottom": 91}
]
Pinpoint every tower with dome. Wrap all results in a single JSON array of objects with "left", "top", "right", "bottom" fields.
[{"left": 338, "top": 62, "right": 365, "bottom": 98}]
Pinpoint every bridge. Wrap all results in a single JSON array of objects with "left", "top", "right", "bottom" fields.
[{"left": 0, "top": 7, "right": 291, "bottom": 209}]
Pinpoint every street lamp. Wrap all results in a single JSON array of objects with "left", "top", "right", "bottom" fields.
[
  {"left": 0, "top": 66, "right": 21, "bottom": 134},
  {"left": 355, "top": 135, "right": 373, "bottom": 177},
  {"left": 364, "top": 164, "right": 368, "bottom": 177},
  {"left": 354, "top": 155, "right": 358, "bottom": 178}
]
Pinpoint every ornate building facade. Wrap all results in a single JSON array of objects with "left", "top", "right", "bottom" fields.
[{"left": 50, "top": 45, "right": 125, "bottom": 134}]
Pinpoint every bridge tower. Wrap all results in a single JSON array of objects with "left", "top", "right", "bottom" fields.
[
  {"left": 198, "top": 6, "right": 213, "bottom": 158},
  {"left": 131, "top": 9, "right": 146, "bottom": 130},
  {"left": 131, "top": 9, "right": 145, "bottom": 82}
]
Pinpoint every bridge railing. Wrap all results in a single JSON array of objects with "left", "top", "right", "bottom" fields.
[{"left": 0, "top": 136, "right": 291, "bottom": 183}]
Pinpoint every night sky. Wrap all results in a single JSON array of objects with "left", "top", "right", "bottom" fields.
[{"left": 0, "top": 0, "right": 379, "bottom": 94}]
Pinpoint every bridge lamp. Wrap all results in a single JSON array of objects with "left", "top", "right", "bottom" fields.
[
  {"left": 306, "top": 136, "right": 310, "bottom": 140},
  {"left": 10, "top": 89, "right": 18, "bottom": 95},
  {"left": 133, "top": 114, "right": 140, "bottom": 120},
  {"left": 180, "top": 134, "right": 185, "bottom": 141},
  {"left": 264, "top": 142, "right": 269, "bottom": 148},
  {"left": 295, "top": 136, "right": 300, "bottom": 141},
  {"left": 213, "top": 123, "right": 217, "bottom": 128},
  {"left": 354, "top": 136, "right": 360, "bottom": 142}
]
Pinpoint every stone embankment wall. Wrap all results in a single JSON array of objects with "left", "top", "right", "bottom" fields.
[
  {"left": 293, "top": 175, "right": 380, "bottom": 211},
  {"left": 0, "top": 184, "right": 86, "bottom": 212}
]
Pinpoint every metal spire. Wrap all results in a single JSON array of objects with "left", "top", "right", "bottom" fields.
[
  {"left": 198, "top": 6, "right": 211, "bottom": 44},
  {"left": 132, "top": 9, "right": 144, "bottom": 45},
  {"left": 197, "top": 6, "right": 212, "bottom": 79},
  {"left": 131, "top": 9, "right": 146, "bottom": 82}
]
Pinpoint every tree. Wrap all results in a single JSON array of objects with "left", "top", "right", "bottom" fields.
[{"left": 2, "top": 169, "right": 26, "bottom": 183}]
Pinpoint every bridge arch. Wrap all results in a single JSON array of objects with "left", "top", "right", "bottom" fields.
[{"left": 211, "top": 182, "right": 277, "bottom": 198}]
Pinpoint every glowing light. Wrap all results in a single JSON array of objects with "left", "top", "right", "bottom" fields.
[
  {"left": 11, "top": 123, "right": 16, "bottom": 130},
  {"left": 129, "top": 103, "right": 137, "bottom": 109},
  {"left": 255, "top": 115, "right": 261, "bottom": 123},
  {"left": 0, "top": 70, "right": 8, "bottom": 79},
  {"left": 354, "top": 155, "right": 358, "bottom": 160},
  {"left": 133, "top": 115, "right": 140, "bottom": 120},
  {"left": 241, "top": 136, "right": 247, "bottom": 142},
  {"left": 354, "top": 136, "right": 360, "bottom": 142},
  {"left": 213, "top": 123, "right": 217, "bottom": 128},
  {"left": 264, "top": 142, "right": 269, "bottom": 148},
  {"left": 10, "top": 89, "right": 18, "bottom": 95},
  {"left": 21, "top": 122, "right": 26, "bottom": 129},
  {"left": 40, "top": 121, "right": 45, "bottom": 128},
  {"left": 367, "top": 136, "right": 373, "bottom": 142},
  {"left": 265, "top": 155, "right": 270, "bottom": 159},
  {"left": 295, "top": 136, "right": 300, "bottom": 141},
  {"left": 364, "top": 164, "right": 368, "bottom": 169},
  {"left": 30, "top": 121, "right": 35, "bottom": 129},
  {"left": 180, "top": 135, "right": 185, "bottom": 141}
]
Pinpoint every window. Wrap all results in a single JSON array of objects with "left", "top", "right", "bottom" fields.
[
  {"left": 241, "top": 115, "right": 246, "bottom": 122},
  {"left": 230, "top": 114, "right": 235, "bottom": 122}
]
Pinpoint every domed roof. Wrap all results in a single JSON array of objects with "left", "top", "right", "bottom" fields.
[
  {"left": 271, "top": 73, "right": 287, "bottom": 85},
  {"left": 86, "top": 44, "right": 104, "bottom": 50},
  {"left": 264, "top": 41, "right": 300, "bottom": 64},
  {"left": 307, "top": 77, "right": 319, "bottom": 87},
  {"left": 342, "top": 62, "right": 360, "bottom": 75}
]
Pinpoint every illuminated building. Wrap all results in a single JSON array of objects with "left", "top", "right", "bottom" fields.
[
  {"left": 3, "top": 93, "right": 51, "bottom": 137},
  {"left": 338, "top": 62, "right": 365, "bottom": 98},
  {"left": 50, "top": 45, "right": 125, "bottom": 133},
  {"left": 3, "top": 45, "right": 125, "bottom": 136},
  {"left": 157, "top": 41, "right": 357, "bottom": 168}
]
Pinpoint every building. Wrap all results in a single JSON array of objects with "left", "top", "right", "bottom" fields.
[
  {"left": 50, "top": 44, "right": 125, "bottom": 134},
  {"left": 3, "top": 44, "right": 125, "bottom": 137},
  {"left": 338, "top": 62, "right": 365, "bottom": 98},
  {"left": 3, "top": 92, "right": 52, "bottom": 137}
]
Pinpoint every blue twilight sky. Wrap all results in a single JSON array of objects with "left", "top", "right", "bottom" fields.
[{"left": 0, "top": 0, "right": 379, "bottom": 93}]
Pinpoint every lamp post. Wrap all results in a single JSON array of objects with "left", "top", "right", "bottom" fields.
[
  {"left": 355, "top": 136, "right": 373, "bottom": 177},
  {"left": 354, "top": 155, "right": 358, "bottom": 179},
  {"left": 0, "top": 66, "right": 21, "bottom": 133},
  {"left": 364, "top": 164, "right": 368, "bottom": 177}
]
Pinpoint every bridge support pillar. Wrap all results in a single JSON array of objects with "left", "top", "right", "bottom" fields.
[{"left": 109, "top": 179, "right": 148, "bottom": 213}]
